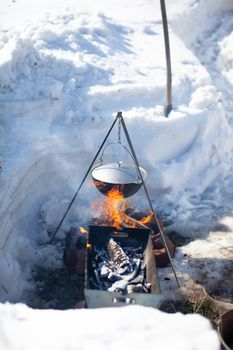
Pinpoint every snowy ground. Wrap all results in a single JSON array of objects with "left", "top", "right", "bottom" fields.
[
  {"left": 0, "top": 303, "right": 220, "bottom": 350},
  {"left": 0, "top": 0, "right": 233, "bottom": 348}
]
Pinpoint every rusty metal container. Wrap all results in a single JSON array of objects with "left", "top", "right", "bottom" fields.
[
  {"left": 218, "top": 309, "right": 233, "bottom": 350},
  {"left": 85, "top": 225, "right": 163, "bottom": 308}
]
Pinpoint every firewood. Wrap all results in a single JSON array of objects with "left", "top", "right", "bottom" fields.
[
  {"left": 116, "top": 199, "right": 134, "bottom": 213},
  {"left": 119, "top": 212, "right": 151, "bottom": 230},
  {"left": 120, "top": 212, "right": 175, "bottom": 268},
  {"left": 124, "top": 209, "right": 163, "bottom": 233}
]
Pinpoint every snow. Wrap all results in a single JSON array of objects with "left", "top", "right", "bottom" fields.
[
  {"left": 0, "top": 303, "right": 220, "bottom": 350},
  {"left": 0, "top": 0, "right": 233, "bottom": 348}
]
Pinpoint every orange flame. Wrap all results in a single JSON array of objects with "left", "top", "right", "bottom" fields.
[
  {"left": 103, "top": 188, "right": 125, "bottom": 230},
  {"left": 90, "top": 187, "right": 153, "bottom": 230},
  {"left": 139, "top": 211, "right": 153, "bottom": 225}
]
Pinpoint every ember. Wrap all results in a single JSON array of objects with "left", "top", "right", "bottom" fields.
[
  {"left": 85, "top": 225, "right": 161, "bottom": 308},
  {"left": 90, "top": 238, "right": 151, "bottom": 294},
  {"left": 86, "top": 243, "right": 92, "bottom": 250}
]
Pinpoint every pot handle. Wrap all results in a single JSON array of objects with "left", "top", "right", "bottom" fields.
[
  {"left": 98, "top": 142, "right": 143, "bottom": 182},
  {"left": 99, "top": 141, "right": 135, "bottom": 165}
]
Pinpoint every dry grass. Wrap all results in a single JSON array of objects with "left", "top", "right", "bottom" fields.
[{"left": 160, "top": 296, "right": 219, "bottom": 328}]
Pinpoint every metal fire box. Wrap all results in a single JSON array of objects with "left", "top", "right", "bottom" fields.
[{"left": 85, "top": 225, "right": 163, "bottom": 308}]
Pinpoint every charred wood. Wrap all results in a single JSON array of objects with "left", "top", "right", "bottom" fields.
[
  {"left": 107, "top": 238, "right": 130, "bottom": 272},
  {"left": 90, "top": 240, "right": 150, "bottom": 294}
]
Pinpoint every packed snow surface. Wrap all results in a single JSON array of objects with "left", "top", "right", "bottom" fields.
[
  {"left": 0, "top": 304, "right": 220, "bottom": 350},
  {"left": 0, "top": 0, "right": 233, "bottom": 348}
]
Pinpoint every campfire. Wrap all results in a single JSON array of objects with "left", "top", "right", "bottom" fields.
[
  {"left": 85, "top": 188, "right": 155, "bottom": 296},
  {"left": 77, "top": 187, "right": 165, "bottom": 307},
  {"left": 90, "top": 187, "right": 154, "bottom": 230},
  {"left": 58, "top": 112, "right": 178, "bottom": 307}
]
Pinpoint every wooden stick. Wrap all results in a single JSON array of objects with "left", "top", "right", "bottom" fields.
[{"left": 119, "top": 212, "right": 151, "bottom": 231}]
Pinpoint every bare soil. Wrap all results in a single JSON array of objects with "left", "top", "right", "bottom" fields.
[{"left": 27, "top": 267, "right": 85, "bottom": 309}]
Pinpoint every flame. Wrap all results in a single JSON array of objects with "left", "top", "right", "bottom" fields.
[
  {"left": 139, "top": 211, "right": 153, "bottom": 225},
  {"left": 123, "top": 215, "right": 137, "bottom": 228},
  {"left": 80, "top": 227, "right": 88, "bottom": 234},
  {"left": 90, "top": 187, "right": 153, "bottom": 230},
  {"left": 103, "top": 188, "right": 125, "bottom": 230}
]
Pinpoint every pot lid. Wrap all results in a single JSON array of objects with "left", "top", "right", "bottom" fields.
[{"left": 91, "top": 162, "right": 147, "bottom": 185}]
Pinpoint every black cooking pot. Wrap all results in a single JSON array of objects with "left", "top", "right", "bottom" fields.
[{"left": 91, "top": 161, "right": 147, "bottom": 198}]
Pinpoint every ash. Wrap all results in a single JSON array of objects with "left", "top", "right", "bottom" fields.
[{"left": 90, "top": 238, "right": 151, "bottom": 294}]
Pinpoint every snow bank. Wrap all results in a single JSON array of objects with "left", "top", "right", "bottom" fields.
[
  {"left": 0, "top": 303, "right": 220, "bottom": 350},
  {"left": 0, "top": 143, "right": 96, "bottom": 301},
  {"left": 171, "top": 0, "right": 233, "bottom": 46},
  {"left": 218, "top": 31, "right": 233, "bottom": 83}
]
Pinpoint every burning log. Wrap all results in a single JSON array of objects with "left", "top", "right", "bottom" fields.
[
  {"left": 119, "top": 211, "right": 151, "bottom": 230},
  {"left": 121, "top": 210, "right": 163, "bottom": 233},
  {"left": 119, "top": 211, "right": 175, "bottom": 267}
]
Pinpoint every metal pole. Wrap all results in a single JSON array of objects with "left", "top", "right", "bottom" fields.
[
  {"left": 160, "top": 0, "right": 172, "bottom": 117},
  {"left": 119, "top": 112, "right": 180, "bottom": 287},
  {"left": 48, "top": 114, "right": 120, "bottom": 244}
]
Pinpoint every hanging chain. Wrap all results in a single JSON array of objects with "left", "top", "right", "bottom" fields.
[{"left": 118, "top": 118, "right": 121, "bottom": 144}]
